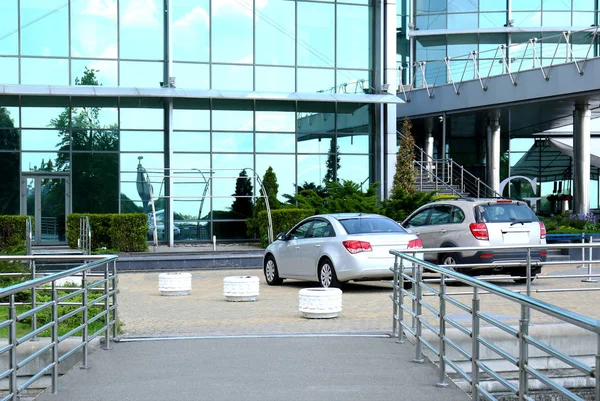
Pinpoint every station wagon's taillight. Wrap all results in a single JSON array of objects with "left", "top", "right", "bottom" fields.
[
  {"left": 408, "top": 239, "right": 423, "bottom": 249},
  {"left": 469, "top": 223, "right": 489, "bottom": 240},
  {"left": 539, "top": 222, "right": 546, "bottom": 239},
  {"left": 343, "top": 240, "right": 372, "bottom": 254}
]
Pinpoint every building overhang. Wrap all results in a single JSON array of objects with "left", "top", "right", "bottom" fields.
[{"left": 0, "top": 85, "right": 405, "bottom": 105}]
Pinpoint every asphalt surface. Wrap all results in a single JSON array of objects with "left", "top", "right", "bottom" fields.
[{"left": 33, "top": 260, "right": 600, "bottom": 401}]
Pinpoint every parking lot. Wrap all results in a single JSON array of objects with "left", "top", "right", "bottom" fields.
[{"left": 117, "top": 263, "right": 600, "bottom": 339}]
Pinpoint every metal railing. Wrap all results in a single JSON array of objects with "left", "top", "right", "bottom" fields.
[
  {"left": 78, "top": 216, "right": 91, "bottom": 256},
  {"left": 399, "top": 131, "right": 499, "bottom": 198},
  {"left": 25, "top": 217, "right": 32, "bottom": 256},
  {"left": 399, "top": 27, "right": 600, "bottom": 102},
  {"left": 390, "top": 243, "right": 600, "bottom": 401},
  {"left": 0, "top": 255, "right": 118, "bottom": 400}
]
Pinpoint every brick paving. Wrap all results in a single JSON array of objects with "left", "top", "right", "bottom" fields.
[{"left": 116, "top": 262, "right": 600, "bottom": 338}]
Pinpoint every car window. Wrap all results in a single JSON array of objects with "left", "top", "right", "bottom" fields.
[
  {"left": 289, "top": 221, "right": 313, "bottom": 239},
  {"left": 450, "top": 207, "right": 465, "bottom": 223},
  {"left": 405, "top": 208, "right": 431, "bottom": 227},
  {"left": 478, "top": 203, "right": 536, "bottom": 223},
  {"left": 309, "top": 220, "right": 335, "bottom": 238},
  {"left": 340, "top": 217, "right": 406, "bottom": 234},
  {"left": 429, "top": 206, "right": 452, "bottom": 225}
]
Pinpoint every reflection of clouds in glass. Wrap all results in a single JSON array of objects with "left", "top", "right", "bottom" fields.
[
  {"left": 214, "top": 0, "right": 268, "bottom": 17},
  {"left": 174, "top": 7, "right": 209, "bottom": 29},
  {"left": 122, "top": 0, "right": 159, "bottom": 27},
  {"left": 81, "top": 0, "right": 117, "bottom": 20}
]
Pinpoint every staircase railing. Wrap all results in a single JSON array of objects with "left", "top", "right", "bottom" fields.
[
  {"left": 398, "top": 131, "right": 500, "bottom": 198},
  {"left": 78, "top": 216, "right": 91, "bottom": 256}
]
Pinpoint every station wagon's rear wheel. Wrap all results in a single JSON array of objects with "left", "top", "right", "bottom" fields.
[
  {"left": 439, "top": 253, "right": 462, "bottom": 268},
  {"left": 264, "top": 255, "right": 283, "bottom": 285},
  {"left": 318, "top": 259, "right": 341, "bottom": 288}
]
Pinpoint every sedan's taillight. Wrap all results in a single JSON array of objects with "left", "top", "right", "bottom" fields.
[
  {"left": 342, "top": 240, "right": 372, "bottom": 254},
  {"left": 539, "top": 221, "right": 546, "bottom": 239},
  {"left": 408, "top": 238, "right": 423, "bottom": 249},
  {"left": 469, "top": 223, "right": 489, "bottom": 240}
]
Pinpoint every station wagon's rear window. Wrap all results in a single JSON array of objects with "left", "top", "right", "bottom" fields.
[
  {"left": 478, "top": 203, "right": 537, "bottom": 223},
  {"left": 339, "top": 218, "right": 407, "bottom": 234}
]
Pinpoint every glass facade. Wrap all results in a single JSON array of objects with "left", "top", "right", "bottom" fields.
[{"left": 0, "top": 0, "right": 377, "bottom": 243}]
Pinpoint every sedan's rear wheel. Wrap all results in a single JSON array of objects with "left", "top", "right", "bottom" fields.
[
  {"left": 318, "top": 259, "right": 341, "bottom": 288},
  {"left": 264, "top": 256, "right": 283, "bottom": 285}
]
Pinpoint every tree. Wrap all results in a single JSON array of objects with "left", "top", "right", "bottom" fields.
[
  {"left": 50, "top": 68, "right": 119, "bottom": 214},
  {"left": 324, "top": 141, "right": 340, "bottom": 184},
  {"left": 392, "top": 117, "right": 417, "bottom": 197},
  {"left": 0, "top": 108, "right": 20, "bottom": 215},
  {"left": 231, "top": 169, "right": 254, "bottom": 218},
  {"left": 259, "top": 166, "right": 279, "bottom": 211}
]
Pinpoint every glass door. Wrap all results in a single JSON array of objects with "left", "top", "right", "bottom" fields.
[{"left": 22, "top": 175, "right": 70, "bottom": 245}]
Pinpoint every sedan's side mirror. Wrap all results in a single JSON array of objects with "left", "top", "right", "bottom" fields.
[{"left": 276, "top": 232, "right": 287, "bottom": 241}]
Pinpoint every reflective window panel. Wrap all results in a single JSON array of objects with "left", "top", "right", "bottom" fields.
[
  {"left": 71, "top": 60, "right": 118, "bottom": 87},
  {"left": 211, "top": 64, "right": 253, "bottom": 91},
  {"left": 120, "top": 108, "right": 164, "bottom": 130},
  {"left": 0, "top": 58, "right": 18, "bottom": 84},
  {"left": 0, "top": 106, "right": 19, "bottom": 131},
  {"left": 71, "top": 97, "right": 119, "bottom": 129},
  {"left": 121, "top": 131, "right": 164, "bottom": 152},
  {"left": 297, "top": 154, "right": 328, "bottom": 188},
  {"left": 297, "top": 2, "right": 334, "bottom": 68},
  {"left": 119, "top": 61, "right": 164, "bottom": 87},
  {"left": 21, "top": 58, "right": 69, "bottom": 86},
  {"left": 256, "top": 133, "right": 295, "bottom": 153},
  {"left": 22, "top": 130, "right": 65, "bottom": 152},
  {"left": 337, "top": 5, "right": 371, "bottom": 70},
  {"left": 72, "top": 152, "right": 119, "bottom": 213},
  {"left": 213, "top": 132, "right": 254, "bottom": 153},
  {"left": 255, "top": 0, "right": 295, "bottom": 66},
  {"left": 0, "top": 152, "right": 19, "bottom": 214},
  {"left": 212, "top": 221, "right": 251, "bottom": 240},
  {"left": 173, "top": 109, "right": 210, "bottom": 131},
  {"left": 0, "top": 0, "right": 18, "bottom": 56},
  {"left": 212, "top": 105, "right": 253, "bottom": 131},
  {"left": 172, "top": 0, "right": 210, "bottom": 62},
  {"left": 254, "top": 67, "right": 296, "bottom": 92},
  {"left": 255, "top": 154, "right": 296, "bottom": 202},
  {"left": 255, "top": 110, "right": 296, "bottom": 132},
  {"left": 172, "top": 63, "right": 210, "bottom": 90},
  {"left": 337, "top": 155, "right": 370, "bottom": 185},
  {"left": 21, "top": 107, "right": 68, "bottom": 129},
  {"left": 119, "top": 152, "right": 164, "bottom": 213},
  {"left": 119, "top": 0, "right": 163, "bottom": 60},
  {"left": 173, "top": 132, "right": 210, "bottom": 152},
  {"left": 20, "top": 0, "right": 68, "bottom": 57},
  {"left": 211, "top": 0, "right": 253, "bottom": 64},
  {"left": 22, "top": 152, "right": 69, "bottom": 172},
  {"left": 297, "top": 68, "right": 335, "bottom": 93},
  {"left": 71, "top": 0, "right": 118, "bottom": 59}
]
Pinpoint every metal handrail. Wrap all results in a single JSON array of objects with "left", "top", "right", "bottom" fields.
[
  {"left": 399, "top": 26, "right": 600, "bottom": 100},
  {"left": 390, "top": 243, "right": 600, "bottom": 401},
  {"left": 398, "top": 130, "right": 499, "bottom": 197},
  {"left": 78, "top": 216, "right": 91, "bottom": 256},
  {"left": 0, "top": 255, "right": 118, "bottom": 399}
]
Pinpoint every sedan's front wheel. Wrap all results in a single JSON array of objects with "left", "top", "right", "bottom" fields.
[
  {"left": 264, "top": 256, "right": 283, "bottom": 285},
  {"left": 318, "top": 259, "right": 341, "bottom": 288}
]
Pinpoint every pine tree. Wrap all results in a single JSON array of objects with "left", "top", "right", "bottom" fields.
[
  {"left": 231, "top": 169, "right": 254, "bottom": 218},
  {"left": 324, "top": 141, "right": 340, "bottom": 184},
  {"left": 392, "top": 117, "right": 417, "bottom": 197}
]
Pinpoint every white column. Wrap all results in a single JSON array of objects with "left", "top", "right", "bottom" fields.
[
  {"left": 424, "top": 117, "right": 434, "bottom": 180},
  {"left": 487, "top": 111, "right": 501, "bottom": 196},
  {"left": 573, "top": 103, "right": 591, "bottom": 214}
]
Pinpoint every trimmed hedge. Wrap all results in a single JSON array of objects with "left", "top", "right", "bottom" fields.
[
  {"left": 0, "top": 215, "right": 28, "bottom": 254},
  {"left": 67, "top": 213, "right": 148, "bottom": 252},
  {"left": 251, "top": 208, "right": 315, "bottom": 247}
]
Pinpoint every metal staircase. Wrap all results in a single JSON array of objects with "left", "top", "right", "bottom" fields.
[{"left": 399, "top": 131, "right": 500, "bottom": 198}]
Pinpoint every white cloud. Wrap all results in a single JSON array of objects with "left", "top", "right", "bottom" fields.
[
  {"left": 122, "top": 0, "right": 160, "bottom": 27},
  {"left": 214, "top": 0, "right": 268, "bottom": 17},
  {"left": 173, "top": 6, "right": 209, "bottom": 30},
  {"left": 82, "top": 0, "right": 117, "bottom": 20}
]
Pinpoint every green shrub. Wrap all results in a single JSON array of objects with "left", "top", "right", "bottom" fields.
[
  {"left": 0, "top": 215, "right": 28, "bottom": 253},
  {"left": 381, "top": 190, "right": 437, "bottom": 222},
  {"left": 67, "top": 213, "right": 148, "bottom": 252},
  {"left": 250, "top": 208, "right": 315, "bottom": 247}
]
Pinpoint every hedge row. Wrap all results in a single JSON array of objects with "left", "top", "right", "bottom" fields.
[
  {"left": 0, "top": 216, "right": 28, "bottom": 254},
  {"left": 67, "top": 214, "right": 148, "bottom": 252},
  {"left": 252, "top": 208, "right": 315, "bottom": 247}
]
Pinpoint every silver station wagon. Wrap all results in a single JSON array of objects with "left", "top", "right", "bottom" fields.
[
  {"left": 263, "top": 213, "right": 424, "bottom": 288},
  {"left": 403, "top": 198, "right": 547, "bottom": 282}
]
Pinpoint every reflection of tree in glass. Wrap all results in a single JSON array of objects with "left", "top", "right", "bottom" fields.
[
  {"left": 325, "top": 141, "right": 340, "bottom": 184},
  {"left": 50, "top": 68, "right": 120, "bottom": 214},
  {"left": 231, "top": 169, "right": 253, "bottom": 218},
  {"left": 0, "top": 107, "right": 20, "bottom": 215}
]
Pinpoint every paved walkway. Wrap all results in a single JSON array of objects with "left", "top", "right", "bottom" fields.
[{"left": 34, "top": 262, "right": 600, "bottom": 401}]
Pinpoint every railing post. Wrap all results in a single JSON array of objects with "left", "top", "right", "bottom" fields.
[
  {"left": 112, "top": 259, "right": 118, "bottom": 341},
  {"left": 103, "top": 262, "right": 112, "bottom": 350},
  {"left": 80, "top": 270, "right": 89, "bottom": 369},
  {"left": 437, "top": 274, "right": 448, "bottom": 387},
  {"left": 9, "top": 294, "right": 17, "bottom": 401},
  {"left": 31, "top": 259, "right": 38, "bottom": 341},
  {"left": 414, "top": 264, "right": 424, "bottom": 363},
  {"left": 471, "top": 287, "right": 480, "bottom": 401},
  {"left": 392, "top": 256, "right": 399, "bottom": 339},
  {"left": 51, "top": 282, "right": 59, "bottom": 394},
  {"left": 596, "top": 333, "right": 600, "bottom": 401},
  {"left": 526, "top": 248, "right": 532, "bottom": 300},
  {"left": 518, "top": 303, "right": 530, "bottom": 401},
  {"left": 583, "top": 236, "right": 597, "bottom": 283}
]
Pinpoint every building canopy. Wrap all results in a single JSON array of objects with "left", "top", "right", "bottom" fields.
[{"left": 511, "top": 138, "right": 600, "bottom": 182}]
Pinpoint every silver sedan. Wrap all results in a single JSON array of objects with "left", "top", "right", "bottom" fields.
[{"left": 263, "top": 213, "right": 423, "bottom": 288}]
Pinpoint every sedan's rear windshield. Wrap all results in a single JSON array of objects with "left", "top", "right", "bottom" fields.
[
  {"left": 478, "top": 203, "right": 538, "bottom": 223},
  {"left": 339, "top": 218, "right": 407, "bottom": 234}
]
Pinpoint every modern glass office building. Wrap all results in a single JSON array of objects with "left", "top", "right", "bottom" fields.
[
  {"left": 0, "top": 0, "right": 402, "bottom": 245},
  {"left": 397, "top": 0, "right": 600, "bottom": 210}
]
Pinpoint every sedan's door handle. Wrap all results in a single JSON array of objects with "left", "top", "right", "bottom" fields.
[
  {"left": 295, "top": 246, "right": 300, "bottom": 249},
  {"left": 439, "top": 229, "right": 447, "bottom": 233},
  {"left": 314, "top": 244, "right": 321, "bottom": 248}
]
